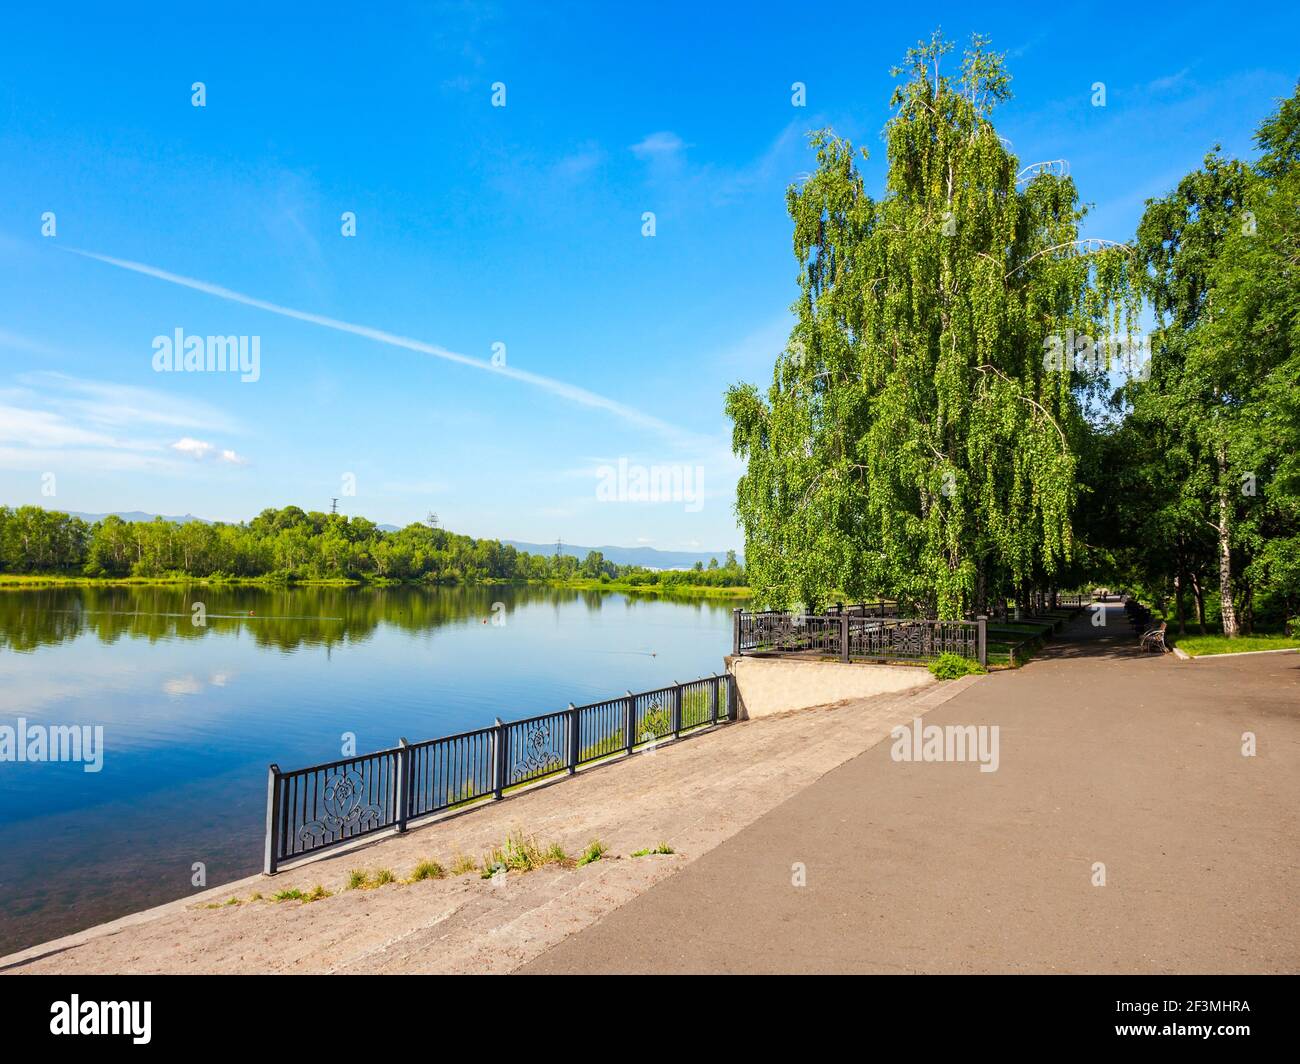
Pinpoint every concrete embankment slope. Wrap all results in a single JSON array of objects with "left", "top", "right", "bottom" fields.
[
  {"left": 522, "top": 607, "right": 1300, "bottom": 974},
  {"left": 1, "top": 672, "right": 975, "bottom": 974}
]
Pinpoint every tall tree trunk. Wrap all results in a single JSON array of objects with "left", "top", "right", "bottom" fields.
[
  {"left": 1216, "top": 443, "right": 1239, "bottom": 637},
  {"left": 1175, "top": 573, "right": 1186, "bottom": 635},
  {"left": 1191, "top": 572, "right": 1208, "bottom": 635}
]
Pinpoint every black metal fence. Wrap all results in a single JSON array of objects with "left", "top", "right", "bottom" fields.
[
  {"left": 733, "top": 609, "right": 986, "bottom": 667},
  {"left": 265, "top": 673, "right": 735, "bottom": 873}
]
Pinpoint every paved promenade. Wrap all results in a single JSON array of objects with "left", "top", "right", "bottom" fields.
[
  {"left": 1, "top": 670, "right": 975, "bottom": 974},
  {"left": 523, "top": 606, "right": 1299, "bottom": 973}
]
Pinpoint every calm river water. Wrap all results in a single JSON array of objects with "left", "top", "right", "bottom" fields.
[{"left": 0, "top": 585, "right": 743, "bottom": 954}]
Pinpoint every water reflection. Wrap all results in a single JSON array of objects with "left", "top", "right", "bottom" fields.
[{"left": 0, "top": 585, "right": 742, "bottom": 954}]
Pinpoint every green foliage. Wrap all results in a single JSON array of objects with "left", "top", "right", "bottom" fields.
[
  {"left": 0, "top": 505, "right": 746, "bottom": 589},
  {"left": 449, "top": 854, "right": 478, "bottom": 876},
  {"left": 479, "top": 831, "right": 570, "bottom": 875},
  {"left": 1104, "top": 81, "right": 1300, "bottom": 636},
  {"left": 1171, "top": 632, "right": 1300, "bottom": 657},
  {"left": 630, "top": 843, "right": 675, "bottom": 857},
  {"left": 407, "top": 859, "right": 446, "bottom": 882},
  {"left": 576, "top": 839, "right": 607, "bottom": 866},
  {"left": 928, "top": 652, "right": 987, "bottom": 680},
  {"left": 727, "top": 32, "right": 1138, "bottom": 618}
]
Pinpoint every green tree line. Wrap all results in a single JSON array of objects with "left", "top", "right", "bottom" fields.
[
  {"left": 1092, "top": 81, "right": 1300, "bottom": 634},
  {"left": 728, "top": 31, "right": 1298, "bottom": 634},
  {"left": 0, "top": 505, "right": 746, "bottom": 589}
]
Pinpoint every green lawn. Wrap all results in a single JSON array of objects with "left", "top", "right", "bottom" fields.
[{"left": 1170, "top": 632, "right": 1300, "bottom": 657}]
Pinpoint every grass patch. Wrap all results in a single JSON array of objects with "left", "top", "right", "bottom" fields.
[
  {"left": 630, "top": 843, "right": 675, "bottom": 857},
  {"left": 577, "top": 839, "right": 608, "bottom": 867},
  {"left": 407, "top": 858, "right": 446, "bottom": 882},
  {"left": 264, "top": 884, "right": 331, "bottom": 903},
  {"left": 928, "top": 652, "right": 987, "bottom": 680},
  {"left": 1170, "top": 632, "right": 1300, "bottom": 657},
  {"left": 345, "top": 867, "right": 396, "bottom": 889},
  {"left": 479, "top": 831, "right": 571, "bottom": 877},
  {"left": 449, "top": 854, "right": 478, "bottom": 876}
]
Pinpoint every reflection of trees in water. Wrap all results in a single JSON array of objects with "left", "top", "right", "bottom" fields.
[{"left": 0, "top": 585, "right": 738, "bottom": 653}]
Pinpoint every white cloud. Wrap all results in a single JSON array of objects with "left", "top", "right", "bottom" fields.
[
  {"left": 631, "top": 131, "right": 687, "bottom": 160},
  {"left": 553, "top": 144, "right": 606, "bottom": 181},
  {"left": 65, "top": 247, "right": 710, "bottom": 451},
  {"left": 171, "top": 437, "right": 247, "bottom": 465},
  {"left": 18, "top": 371, "right": 242, "bottom": 434},
  {"left": 0, "top": 404, "right": 122, "bottom": 448},
  {"left": 1146, "top": 68, "right": 1191, "bottom": 93},
  {"left": 171, "top": 437, "right": 213, "bottom": 459}
]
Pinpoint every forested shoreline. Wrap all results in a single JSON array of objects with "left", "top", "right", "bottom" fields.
[{"left": 0, "top": 504, "right": 747, "bottom": 592}]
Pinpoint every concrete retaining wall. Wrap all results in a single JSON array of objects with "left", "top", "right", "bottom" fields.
[{"left": 725, "top": 654, "right": 934, "bottom": 719}]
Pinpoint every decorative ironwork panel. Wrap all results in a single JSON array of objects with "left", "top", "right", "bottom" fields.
[
  {"left": 508, "top": 713, "right": 567, "bottom": 785},
  {"left": 297, "top": 768, "right": 384, "bottom": 846}
]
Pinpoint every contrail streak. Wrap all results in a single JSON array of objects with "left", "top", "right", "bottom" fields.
[{"left": 63, "top": 247, "right": 703, "bottom": 447}]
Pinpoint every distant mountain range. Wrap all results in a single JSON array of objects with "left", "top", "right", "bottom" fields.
[
  {"left": 500, "top": 541, "right": 738, "bottom": 571},
  {"left": 67, "top": 511, "right": 213, "bottom": 525},
  {"left": 59, "top": 513, "right": 737, "bottom": 571}
]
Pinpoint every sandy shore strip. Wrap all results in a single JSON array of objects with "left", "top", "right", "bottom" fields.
[{"left": 1, "top": 674, "right": 977, "bottom": 974}]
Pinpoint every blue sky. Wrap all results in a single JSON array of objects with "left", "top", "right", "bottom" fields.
[{"left": 1, "top": 2, "right": 1296, "bottom": 552}]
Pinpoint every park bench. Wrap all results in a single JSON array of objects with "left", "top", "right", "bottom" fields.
[
  {"left": 1124, "top": 598, "right": 1153, "bottom": 633},
  {"left": 1140, "top": 621, "right": 1168, "bottom": 653}
]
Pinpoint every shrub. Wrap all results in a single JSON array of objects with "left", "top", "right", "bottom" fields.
[{"left": 928, "top": 653, "right": 987, "bottom": 680}]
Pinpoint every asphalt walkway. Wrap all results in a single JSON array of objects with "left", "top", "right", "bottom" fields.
[{"left": 522, "top": 606, "right": 1299, "bottom": 973}]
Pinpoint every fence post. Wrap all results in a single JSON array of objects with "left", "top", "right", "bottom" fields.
[
  {"left": 710, "top": 675, "right": 719, "bottom": 724},
  {"left": 732, "top": 608, "right": 742, "bottom": 656},
  {"left": 977, "top": 615, "right": 987, "bottom": 668},
  {"left": 624, "top": 692, "right": 636, "bottom": 755},
  {"left": 263, "top": 763, "right": 281, "bottom": 876},
  {"left": 566, "top": 703, "right": 578, "bottom": 775},
  {"left": 840, "top": 611, "right": 850, "bottom": 663},
  {"left": 492, "top": 717, "right": 505, "bottom": 799},
  {"left": 395, "top": 738, "right": 410, "bottom": 833},
  {"left": 671, "top": 682, "right": 682, "bottom": 738}
]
